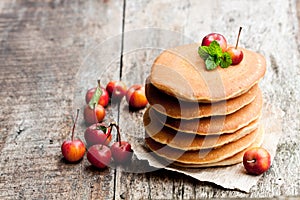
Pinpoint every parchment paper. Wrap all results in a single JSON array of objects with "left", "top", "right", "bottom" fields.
[{"left": 128, "top": 102, "right": 283, "bottom": 193}]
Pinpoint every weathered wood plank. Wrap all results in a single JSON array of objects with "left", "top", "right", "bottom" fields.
[
  {"left": 0, "top": 0, "right": 123, "bottom": 199},
  {"left": 116, "top": 0, "right": 300, "bottom": 199},
  {"left": 116, "top": 1, "right": 196, "bottom": 199}
]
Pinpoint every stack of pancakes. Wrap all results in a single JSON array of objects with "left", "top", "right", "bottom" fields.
[{"left": 143, "top": 43, "right": 266, "bottom": 167}]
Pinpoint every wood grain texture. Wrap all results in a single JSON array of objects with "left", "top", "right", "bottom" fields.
[
  {"left": 0, "top": 0, "right": 299, "bottom": 199},
  {"left": 0, "top": 0, "right": 123, "bottom": 199},
  {"left": 116, "top": 0, "right": 300, "bottom": 199}
]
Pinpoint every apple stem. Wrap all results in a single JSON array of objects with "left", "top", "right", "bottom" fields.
[
  {"left": 110, "top": 122, "right": 122, "bottom": 146},
  {"left": 71, "top": 109, "right": 80, "bottom": 141},
  {"left": 99, "top": 123, "right": 111, "bottom": 151},
  {"left": 102, "top": 124, "right": 112, "bottom": 145},
  {"left": 97, "top": 79, "right": 101, "bottom": 88},
  {"left": 247, "top": 159, "right": 256, "bottom": 163},
  {"left": 235, "top": 27, "right": 242, "bottom": 49}
]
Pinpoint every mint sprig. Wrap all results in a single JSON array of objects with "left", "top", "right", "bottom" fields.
[
  {"left": 88, "top": 80, "right": 103, "bottom": 109},
  {"left": 198, "top": 41, "right": 232, "bottom": 70}
]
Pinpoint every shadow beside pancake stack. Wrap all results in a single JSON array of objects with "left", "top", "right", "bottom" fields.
[{"left": 143, "top": 43, "right": 267, "bottom": 168}]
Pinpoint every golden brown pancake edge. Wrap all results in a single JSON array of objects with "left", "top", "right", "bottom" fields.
[
  {"left": 171, "top": 125, "right": 264, "bottom": 168},
  {"left": 144, "top": 126, "right": 263, "bottom": 165},
  {"left": 146, "top": 77, "right": 259, "bottom": 119},
  {"left": 149, "top": 88, "right": 263, "bottom": 135},
  {"left": 143, "top": 107, "right": 260, "bottom": 150}
]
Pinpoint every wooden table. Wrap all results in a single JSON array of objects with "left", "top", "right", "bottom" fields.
[{"left": 0, "top": 0, "right": 299, "bottom": 199}]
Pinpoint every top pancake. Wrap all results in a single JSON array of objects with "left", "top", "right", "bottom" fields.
[
  {"left": 150, "top": 43, "right": 266, "bottom": 102},
  {"left": 146, "top": 77, "right": 258, "bottom": 119}
]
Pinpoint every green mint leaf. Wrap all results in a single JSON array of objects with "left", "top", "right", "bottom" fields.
[
  {"left": 198, "top": 46, "right": 209, "bottom": 60},
  {"left": 201, "top": 45, "right": 210, "bottom": 52},
  {"left": 214, "top": 56, "right": 221, "bottom": 66},
  {"left": 219, "top": 52, "right": 232, "bottom": 68},
  {"left": 207, "top": 41, "right": 223, "bottom": 57},
  {"left": 88, "top": 86, "right": 102, "bottom": 109},
  {"left": 205, "top": 56, "right": 218, "bottom": 70},
  {"left": 198, "top": 39, "right": 233, "bottom": 70}
]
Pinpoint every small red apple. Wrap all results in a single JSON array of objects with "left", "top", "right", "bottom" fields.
[
  {"left": 87, "top": 144, "right": 112, "bottom": 169},
  {"left": 85, "top": 87, "right": 109, "bottom": 107},
  {"left": 243, "top": 147, "right": 271, "bottom": 175},
  {"left": 61, "top": 140, "right": 86, "bottom": 162},
  {"left": 226, "top": 27, "right": 243, "bottom": 65},
  {"left": 126, "top": 84, "right": 148, "bottom": 110},
  {"left": 201, "top": 33, "right": 227, "bottom": 52},
  {"left": 227, "top": 47, "right": 243, "bottom": 65},
  {"left": 111, "top": 141, "right": 133, "bottom": 164},
  {"left": 106, "top": 81, "right": 127, "bottom": 103},
  {"left": 109, "top": 123, "right": 133, "bottom": 164},
  {"left": 61, "top": 109, "right": 86, "bottom": 162},
  {"left": 84, "top": 123, "right": 112, "bottom": 147},
  {"left": 86, "top": 80, "right": 110, "bottom": 107},
  {"left": 83, "top": 104, "right": 106, "bottom": 125}
]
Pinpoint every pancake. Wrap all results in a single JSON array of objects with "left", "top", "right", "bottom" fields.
[
  {"left": 145, "top": 126, "right": 263, "bottom": 165},
  {"left": 146, "top": 77, "right": 258, "bottom": 119},
  {"left": 150, "top": 87, "right": 263, "bottom": 135},
  {"left": 150, "top": 43, "right": 266, "bottom": 102},
  {"left": 143, "top": 107, "right": 259, "bottom": 150},
  {"left": 171, "top": 126, "right": 264, "bottom": 168}
]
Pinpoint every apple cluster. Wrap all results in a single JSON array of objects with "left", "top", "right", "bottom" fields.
[
  {"left": 84, "top": 80, "right": 148, "bottom": 125},
  {"left": 61, "top": 120, "right": 133, "bottom": 168},
  {"left": 201, "top": 27, "right": 244, "bottom": 65},
  {"left": 85, "top": 122, "right": 133, "bottom": 168},
  {"left": 61, "top": 80, "right": 149, "bottom": 168}
]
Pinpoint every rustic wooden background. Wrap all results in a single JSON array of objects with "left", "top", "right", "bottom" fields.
[{"left": 0, "top": 0, "right": 299, "bottom": 199}]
